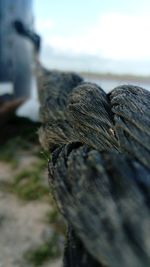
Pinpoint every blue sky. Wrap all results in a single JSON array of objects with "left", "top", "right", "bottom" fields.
[{"left": 34, "top": 0, "right": 150, "bottom": 74}]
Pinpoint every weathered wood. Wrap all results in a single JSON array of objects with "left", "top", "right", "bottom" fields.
[
  {"left": 63, "top": 226, "right": 102, "bottom": 267},
  {"left": 38, "top": 71, "right": 150, "bottom": 267},
  {"left": 109, "top": 85, "right": 150, "bottom": 168},
  {"left": 49, "top": 143, "right": 150, "bottom": 267},
  {"left": 67, "top": 83, "right": 119, "bottom": 150},
  {"left": 38, "top": 70, "right": 83, "bottom": 150}
]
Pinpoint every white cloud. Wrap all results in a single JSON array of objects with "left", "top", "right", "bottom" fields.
[
  {"left": 35, "top": 18, "right": 54, "bottom": 35},
  {"left": 43, "top": 13, "right": 150, "bottom": 60},
  {"left": 98, "top": 13, "right": 150, "bottom": 60}
]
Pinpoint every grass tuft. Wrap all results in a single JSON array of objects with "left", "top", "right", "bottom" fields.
[
  {"left": 24, "top": 233, "right": 62, "bottom": 266},
  {"left": 0, "top": 137, "right": 32, "bottom": 167},
  {"left": 46, "top": 209, "right": 66, "bottom": 235},
  {"left": 13, "top": 161, "right": 48, "bottom": 201}
]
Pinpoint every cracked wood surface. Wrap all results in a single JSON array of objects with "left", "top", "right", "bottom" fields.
[{"left": 38, "top": 69, "right": 150, "bottom": 267}]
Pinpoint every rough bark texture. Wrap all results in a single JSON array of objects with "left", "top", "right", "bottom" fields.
[
  {"left": 109, "top": 85, "right": 150, "bottom": 168},
  {"left": 38, "top": 70, "right": 150, "bottom": 267},
  {"left": 67, "top": 83, "right": 119, "bottom": 151},
  {"left": 63, "top": 226, "right": 102, "bottom": 267},
  {"left": 38, "top": 70, "right": 83, "bottom": 150},
  {"left": 49, "top": 143, "right": 150, "bottom": 267}
]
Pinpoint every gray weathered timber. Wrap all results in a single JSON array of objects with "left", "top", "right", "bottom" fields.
[
  {"left": 38, "top": 71, "right": 150, "bottom": 267},
  {"left": 67, "top": 83, "right": 119, "bottom": 150},
  {"left": 38, "top": 70, "right": 83, "bottom": 150},
  {"left": 109, "top": 85, "right": 150, "bottom": 168},
  {"left": 49, "top": 144, "right": 150, "bottom": 267},
  {"left": 63, "top": 226, "right": 103, "bottom": 267}
]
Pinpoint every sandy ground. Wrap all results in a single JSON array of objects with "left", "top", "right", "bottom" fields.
[{"left": 0, "top": 145, "right": 63, "bottom": 267}]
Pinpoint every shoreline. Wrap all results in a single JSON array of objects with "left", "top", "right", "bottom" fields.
[{"left": 80, "top": 72, "right": 150, "bottom": 83}]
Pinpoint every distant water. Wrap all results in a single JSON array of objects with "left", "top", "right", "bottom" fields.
[
  {"left": 84, "top": 77, "right": 150, "bottom": 93},
  {"left": 16, "top": 76, "right": 150, "bottom": 121}
]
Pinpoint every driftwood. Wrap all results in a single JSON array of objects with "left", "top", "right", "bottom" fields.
[
  {"left": 49, "top": 144, "right": 150, "bottom": 267},
  {"left": 38, "top": 70, "right": 83, "bottom": 150},
  {"left": 38, "top": 69, "right": 150, "bottom": 267}
]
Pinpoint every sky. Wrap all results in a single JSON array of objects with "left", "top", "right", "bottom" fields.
[{"left": 34, "top": 0, "right": 150, "bottom": 74}]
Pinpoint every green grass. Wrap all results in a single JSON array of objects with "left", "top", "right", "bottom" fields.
[
  {"left": 13, "top": 161, "right": 48, "bottom": 201},
  {"left": 0, "top": 159, "right": 49, "bottom": 201},
  {"left": 24, "top": 233, "right": 62, "bottom": 266},
  {"left": 47, "top": 209, "right": 59, "bottom": 224},
  {"left": 0, "top": 136, "right": 33, "bottom": 167},
  {"left": 0, "top": 181, "right": 13, "bottom": 193},
  {"left": 24, "top": 209, "right": 66, "bottom": 266},
  {"left": 0, "top": 131, "right": 50, "bottom": 200},
  {"left": 0, "top": 130, "right": 65, "bottom": 266},
  {"left": 46, "top": 209, "right": 66, "bottom": 235},
  {"left": 35, "top": 149, "right": 51, "bottom": 162},
  {"left": 0, "top": 170, "right": 48, "bottom": 201}
]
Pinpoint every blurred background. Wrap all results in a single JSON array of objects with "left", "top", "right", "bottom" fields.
[
  {"left": 35, "top": 0, "right": 150, "bottom": 73},
  {"left": 0, "top": 1, "right": 150, "bottom": 267},
  {"left": 35, "top": 0, "right": 150, "bottom": 90}
]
